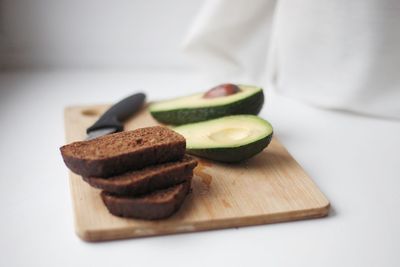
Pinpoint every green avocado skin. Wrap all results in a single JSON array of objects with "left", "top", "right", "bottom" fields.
[
  {"left": 186, "top": 132, "right": 273, "bottom": 163},
  {"left": 150, "top": 90, "right": 264, "bottom": 125}
]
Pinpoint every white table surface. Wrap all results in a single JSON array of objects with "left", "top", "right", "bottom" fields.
[{"left": 0, "top": 70, "right": 399, "bottom": 267}]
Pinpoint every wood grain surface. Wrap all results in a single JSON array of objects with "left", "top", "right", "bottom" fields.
[{"left": 63, "top": 105, "right": 330, "bottom": 242}]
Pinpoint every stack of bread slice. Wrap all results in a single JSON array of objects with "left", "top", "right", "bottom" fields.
[{"left": 60, "top": 126, "right": 198, "bottom": 219}]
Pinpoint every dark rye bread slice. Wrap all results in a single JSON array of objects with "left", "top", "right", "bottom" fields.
[
  {"left": 101, "top": 179, "right": 191, "bottom": 219},
  {"left": 60, "top": 126, "right": 186, "bottom": 177},
  {"left": 83, "top": 155, "right": 197, "bottom": 195}
]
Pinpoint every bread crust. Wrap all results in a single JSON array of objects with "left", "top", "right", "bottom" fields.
[
  {"left": 83, "top": 155, "right": 197, "bottom": 195},
  {"left": 101, "top": 180, "right": 191, "bottom": 219},
  {"left": 60, "top": 126, "right": 186, "bottom": 177}
]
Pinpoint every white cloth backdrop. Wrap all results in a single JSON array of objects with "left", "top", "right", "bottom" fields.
[{"left": 182, "top": 0, "right": 400, "bottom": 119}]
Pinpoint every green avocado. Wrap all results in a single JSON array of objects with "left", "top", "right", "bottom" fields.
[
  {"left": 149, "top": 85, "right": 264, "bottom": 125},
  {"left": 173, "top": 115, "right": 273, "bottom": 163}
]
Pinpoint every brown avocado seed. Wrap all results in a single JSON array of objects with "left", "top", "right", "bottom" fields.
[{"left": 203, "top": 84, "right": 241, "bottom": 98}]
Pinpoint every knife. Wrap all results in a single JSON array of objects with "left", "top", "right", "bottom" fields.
[{"left": 86, "top": 92, "right": 146, "bottom": 140}]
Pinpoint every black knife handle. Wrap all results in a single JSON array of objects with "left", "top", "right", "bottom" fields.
[{"left": 86, "top": 92, "right": 146, "bottom": 134}]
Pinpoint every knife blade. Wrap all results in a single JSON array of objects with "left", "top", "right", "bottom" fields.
[{"left": 86, "top": 92, "right": 146, "bottom": 140}]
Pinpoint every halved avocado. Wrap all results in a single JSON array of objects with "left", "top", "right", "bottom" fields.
[
  {"left": 149, "top": 85, "right": 264, "bottom": 125},
  {"left": 173, "top": 115, "right": 273, "bottom": 163}
]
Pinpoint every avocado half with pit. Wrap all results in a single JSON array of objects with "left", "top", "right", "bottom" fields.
[
  {"left": 173, "top": 115, "right": 273, "bottom": 163},
  {"left": 149, "top": 85, "right": 264, "bottom": 125}
]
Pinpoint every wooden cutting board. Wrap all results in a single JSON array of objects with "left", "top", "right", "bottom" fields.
[{"left": 64, "top": 105, "right": 330, "bottom": 242}]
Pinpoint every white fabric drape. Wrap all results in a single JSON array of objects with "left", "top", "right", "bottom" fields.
[{"left": 182, "top": 0, "right": 400, "bottom": 119}]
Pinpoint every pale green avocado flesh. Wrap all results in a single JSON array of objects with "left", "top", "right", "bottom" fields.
[
  {"left": 149, "top": 85, "right": 264, "bottom": 125},
  {"left": 173, "top": 115, "right": 273, "bottom": 162}
]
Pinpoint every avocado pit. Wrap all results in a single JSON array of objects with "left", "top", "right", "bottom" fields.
[{"left": 203, "top": 84, "right": 241, "bottom": 99}]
